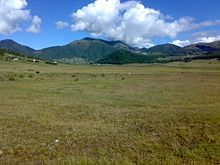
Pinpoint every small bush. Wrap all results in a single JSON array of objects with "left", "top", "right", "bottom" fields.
[
  {"left": 72, "top": 74, "right": 76, "bottom": 78},
  {"left": 28, "top": 74, "right": 34, "bottom": 78},
  {"left": 47, "top": 74, "right": 52, "bottom": 78},
  {"left": 0, "top": 76, "right": 4, "bottom": 81},
  {"left": 101, "top": 73, "right": 105, "bottom": 77},
  {"left": 18, "top": 74, "right": 25, "bottom": 79},
  {"left": 7, "top": 74, "right": 15, "bottom": 81},
  {"left": 35, "top": 77, "right": 44, "bottom": 81},
  {"left": 74, "top": 78, "right": 79, "bottom": 82},
  {"left": 91, "top": 74, "right": 96, "bottom": 77}
]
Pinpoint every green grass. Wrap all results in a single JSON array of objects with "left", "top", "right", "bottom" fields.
[{"left": 0, "top": 59, "right": 220, "bottom": 164}]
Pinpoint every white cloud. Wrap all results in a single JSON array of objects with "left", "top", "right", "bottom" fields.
[
  {"left": 55, "top": 21, "right": 69, "bottom": 29},
  {"left": 170, "top": 40, "right": 191, "bottom": 47},
  {"left": 131, "top": 37, "right": 155, "bottom": 48},
  {"left": 0, "top": 0, "right": 41, "bottom": 35},
  {"left": 197, "top": 20, "right": 220, "bottom": 27},
  {"left": 70, "top": 0, "right": 219, "bottom": 48},
  {"left": 171, "top": 35, "right": 220, "bottom": 47},
  {"left": 194, "top": 35, "right": 220, "bottom": 43},
  {"left": 27, "top": 16, "right": 41, "bottom": 33}
]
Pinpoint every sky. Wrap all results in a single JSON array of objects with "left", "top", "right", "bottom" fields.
[{"left": 0, "top": 0, "right": 219, "bottom": 50}]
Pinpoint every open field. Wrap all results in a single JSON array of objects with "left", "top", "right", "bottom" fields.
[{"left": 0, "top": 60, "right": 220, "bottom": 164}]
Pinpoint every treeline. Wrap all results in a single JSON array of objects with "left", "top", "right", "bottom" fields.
[
  {"left": 97, "top": 49, "right": 220, "bottom": 64},
  {"left": 163, "top": 51, "right": 220, "bottom": 63},
  {"left": 97, "top": 50, "right": 166, "bottom": 64},
  {"left": 0, "top": 48, "right": 25, "bottom": 57}
]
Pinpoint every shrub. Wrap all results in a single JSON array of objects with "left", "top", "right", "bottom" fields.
[
  {"left": 18, "top": 74, "right": 25, "bottom": 79},
  {"left": 35, "top": 77, "right": 44, "bottom": 81},
  {"left": 0, "top": 76, "right": 4, "bottom": 81},
  {"left": 28, "top": 74, "right": 34, "bottom": 78},
  {"left": 91, "top": 74, "right": 96, "bottom": 77},
  {"left": 74, "top": 78, "right": 79, "bottom": 82},
  {"left": 7, "top": 74, "right": 15, "bottom": 81}
]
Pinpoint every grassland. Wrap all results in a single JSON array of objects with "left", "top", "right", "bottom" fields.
[{"left": 0, "top": 59, "right": 220, "bottom": 164}]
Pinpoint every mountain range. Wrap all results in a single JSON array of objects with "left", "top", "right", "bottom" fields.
[
  {"left": 0, "top": 38, "right": 220, "bottom": 64},
  {"left": 0, "top": 39, "right": 35, "bottom": 55}
]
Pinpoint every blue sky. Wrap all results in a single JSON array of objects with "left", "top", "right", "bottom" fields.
[{"left": 0, "top": 0, "right": 219, "bottom": 49}]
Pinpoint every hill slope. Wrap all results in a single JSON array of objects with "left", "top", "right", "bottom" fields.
[
  {"left": 147, "top": 44, "right": 191, "bottom": 55},
  {"left": 184, "top": 41, "right": 220, "bottom": 53},
  {"left": 33, "top": 38, "right": 120, "bottom": 61},
  {"left": 0, "top": 39, "right": 35, "bottom": 55},
  {"left": 97, "top": 49, "right": 166, "bottom": 64}
]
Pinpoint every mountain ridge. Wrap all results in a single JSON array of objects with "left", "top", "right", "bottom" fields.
[
  {"left": 0, "top": 38, "right": 220, "bottom": 63},
  {"left": 0, "top": 39, "right": 36, "bottom": 55}
]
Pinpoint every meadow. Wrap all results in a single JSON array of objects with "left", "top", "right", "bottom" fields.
[{"left": 0, "top": 60, "right": 220, "bottom": 164}]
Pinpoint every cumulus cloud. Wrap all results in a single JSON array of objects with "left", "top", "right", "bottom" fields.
[
  {"left": 55, "top": 21, "right": 69, "bottom": 29},
  {"left": 27, "top": 16, "right": 41, "bottom": 33},
  {"left": 171, "top": 40, "right": 191, "bottom": 47},
  {"left": 0, "top": 0, "right": 41, "bottom": 35},
  {"left": 70, "top": 0, "right": 219, "bottom": 48},
  {"left": 171, "top": 34, "right": 220, "bottom": 47},
  {"left": 195, "top": 35, "right": 220, "bottom": 43}
]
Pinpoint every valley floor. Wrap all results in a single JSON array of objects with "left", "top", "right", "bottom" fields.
[{"left": 0, "top": 60, "right": 220, "bottom": 164}]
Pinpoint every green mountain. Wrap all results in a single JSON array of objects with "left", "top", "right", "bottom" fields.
[
  {"left": 33, "top": 38, "right": 134, "bottom": 61},
  {"left": 33, "top": 38, "right": 116, "bottom": 61},
  {"left": 208, "top": 41, "right": 220, "bottom": 49},
  {"left": 0, "top": 38, "right": 133, "bottom": 62},
  {"left": 0, "top": 39, "right": 35, "bottom": 55},
  {"left": 98, "top": 39, "right": 134, "bottom": 51},
  {"left": 146, "top": 41, "right": 220, "bottom": 55},
  {"left": 184, "top": 41, "right": 220, "bottom": 53},
  {"left": 97, "top": 41, "right": 220, "bottom": 64},
  {"left": 0, "top": 38, "right": 220, "bottom": 64},
  {"left": 147, "top": 44, "right": 190, "bottom": 55}
]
